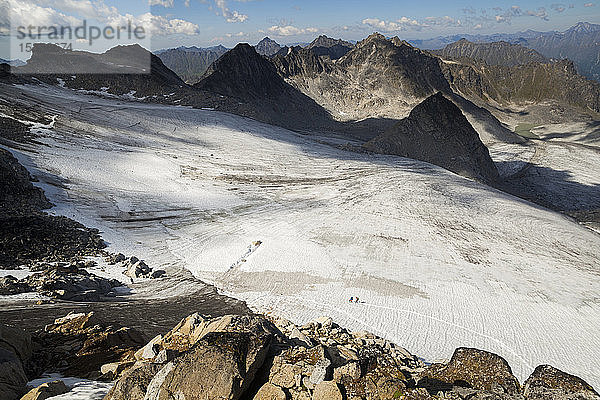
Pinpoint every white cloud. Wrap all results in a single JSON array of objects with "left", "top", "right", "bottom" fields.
[
  {"left": 7, "top": 0, "right": 199, "bottom": 37},
  {"left": 361, "top": 17, "right": 425, "bottom": 32},
  {"left": 268, "top": 25, "right": 318, "bottom": 36},
  {"left": 584, "top": 2, "right": 594, "bottom": 6},
  {"left": 149, "top": 0, "right": 174, "bottom": 7},
  {"left": 214, "top": 0, "right": 248, "bottom": 23}
]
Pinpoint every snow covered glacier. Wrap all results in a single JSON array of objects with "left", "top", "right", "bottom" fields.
[{"left": 5, "top": 84, "right": 600, "bottom": 386}]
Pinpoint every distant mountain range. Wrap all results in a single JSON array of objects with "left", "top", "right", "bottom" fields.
[
  {"left": 0, "top": 58, "right": 26, "bottom": 67},
  {"left": 7, "top": 29, "right": 600, "bottom": 183},
  {"left": 155, "top": 45, "right": 228, "bottom": 84},
  {"left": 411, "top": 22, "right": 600, "bottom": 81}
]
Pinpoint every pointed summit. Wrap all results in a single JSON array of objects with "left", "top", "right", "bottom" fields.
[
  {"left": 255, "top": 37, "right": 282, "bottom": 57},
  {"left": 364, "top": 93, "right": 499, "bottom": 183}
]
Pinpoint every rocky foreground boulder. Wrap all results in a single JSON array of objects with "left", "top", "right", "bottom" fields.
[
  {"left": 98, "top": 312, "right": 599, "bottom": 400},
  {"left": 4, "top": 312, "right": 597, "bottom": 400},
  {"left": 28, "top": 311, "right": 146, "bottom": 383}
]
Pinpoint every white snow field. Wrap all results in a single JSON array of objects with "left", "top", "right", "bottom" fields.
[{"left": 3, "top": 84, "right": 600, "bottom": 387}]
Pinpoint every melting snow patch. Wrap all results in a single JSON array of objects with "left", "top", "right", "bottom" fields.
[{"left": 27, "top": 374, "right": 113, "bottom": 400}]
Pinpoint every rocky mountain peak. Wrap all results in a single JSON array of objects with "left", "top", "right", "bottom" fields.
[
  {"left": 566, "top": 22, "right": 600, "bottom": 34},
  {"left": 364, "top": 93, "right": 500, "bottom": 183},
  {"left": 255, "top": 37, "right": 282, "bottom": 57},
  {"left": 308, "top": 35, "right": 353, "bottom": 49}
]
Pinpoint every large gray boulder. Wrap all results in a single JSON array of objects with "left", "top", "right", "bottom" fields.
[
  {"left": 144, "top": 331, "right": 272, "bottom": 400},
  {"left": 523, "top": 365, "right": 600, "bottom": 400},
  {"left": 418, "top": 347, "right": 521, "bottom": 395}
]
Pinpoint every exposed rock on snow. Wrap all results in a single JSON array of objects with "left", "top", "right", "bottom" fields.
[
  {"left": 364, "top": 92, "right": 500, "bottom": 183},
  {"left": 20, "top": 380, "right": 68, "bottom": 400},
  {"left": 0, "top": 263, "right": 122, "bottom": 301}
]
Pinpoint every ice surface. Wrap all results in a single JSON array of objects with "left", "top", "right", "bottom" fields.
[
  {"left": 27, "top": 373, "right": 112, "bottom": 400},
  {"left": 3, "top": 84, "right": 600, "bottom": 387}
]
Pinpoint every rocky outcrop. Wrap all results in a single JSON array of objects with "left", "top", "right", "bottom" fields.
[
  {"left": 418, "top": 347, "right": 521, "bottom": 395},
  {"left": 523, "top": 365, "right": 600, "bottom": 399},
  {"left": 105, "top": 313, "right": 279, "bottom": 400},
  {"left": 364, "top": 92, "right": 499, "bottom": 183},
  {"left": 20, "top": 380, "right": 68, "bottom": 400},
  {"left": 30, "top": 312, "right": 146, "bottom": 380},
  {"left": 0, "top": 262, "right": 122, "bottom": 301},
  {"left": 7, "top": 311, "right": 595, "bottom": 400},
  {"left": 0, "top": 149, "right": 50, "bottom": 216}
]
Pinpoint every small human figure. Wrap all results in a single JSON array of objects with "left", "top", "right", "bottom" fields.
[
  {"left": 355, "top": 297, "right": 359, "bottom": 303},
  {"left": 349, "top": 297, "right": 354, "bottom": 302}
]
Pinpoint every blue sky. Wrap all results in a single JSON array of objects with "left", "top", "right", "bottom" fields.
[{"left": 1, "top": 0, "right": 599, "bottom": 57}]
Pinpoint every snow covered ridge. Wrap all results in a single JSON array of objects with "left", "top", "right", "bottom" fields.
[{"left": 1, "top": 84, "right": 600, "bottom": 390}]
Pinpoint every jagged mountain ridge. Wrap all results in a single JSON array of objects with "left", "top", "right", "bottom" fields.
[
  {"left": 435, "top": 39, "right": 549, "bottom": 66},
  {"left": 193, "top": 43, "right": 332, "bottom": 128},
  {"left": 307, "top": 35, "right": 354, "bottom": 59},
  {"left": 410, "top": 22, "right": 600, "bottom": 81},
  {"left": 364, "top": 93, "right": 500, "bottom": 184}
]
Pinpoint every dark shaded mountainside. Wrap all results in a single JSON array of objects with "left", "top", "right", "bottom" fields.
[
  {"left": 365, "top": 93, "right": 499, "bottom": 183},
  {"left": 193, "top": 43, "right": 333, "bottom": 127},
  {"left": 155, "top": 45, "right": 228, "bottom": 84}
]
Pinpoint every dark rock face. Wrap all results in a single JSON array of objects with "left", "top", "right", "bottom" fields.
[
  {"left": 436, "top": 39, "right": 549, "bottom": 66},
  {"left": 255, "top": 37, "right": 282, "bottom": 57},
  {"left": 195, "top": 43, "right": 288, "bottom": 100},
  {"left": 364, "top": 93, "right": 499, "bottom": 183},
  {"left": 272, "top": 46, "right": 332, "bottom": 78},
  {"left": 194, "top": 43, "right": 331, "bottom": 129},
  {"left": 0, "top": 214, "right": 106, "bottom": 268},
  {"left": 0, "top": 149, "right": 51, "bottom": 215},
  {"left": 419, "top": 347, "right": 521, "bottom": 395},
  {"left": 0, "top": 324, "right": 31, "bottom": 400},
  {"left": 523, "top": 365, "right": 600, "bottom": 400}
]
